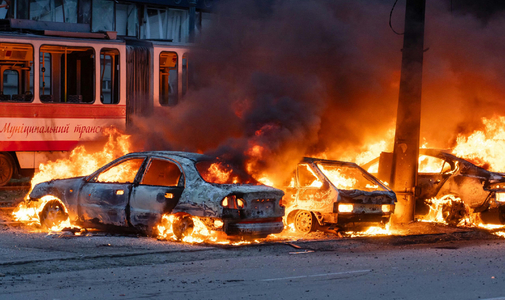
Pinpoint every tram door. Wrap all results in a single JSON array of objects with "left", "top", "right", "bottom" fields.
[{"left": 125, "top": 44, "right": 152, "bottom": 128}]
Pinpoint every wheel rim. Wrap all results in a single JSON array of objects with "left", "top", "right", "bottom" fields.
[
  {"left": 295, "top": 211, "right": 313, "bottom": 233},
  {"left": 42, "top": 202, "right": 66, "bottom": 227},
  {"left": 442, "top": 201, "right": 465, "bottom": 226},
  {"left": 173, "top": 216, "right": 194, "bottom": 240}
]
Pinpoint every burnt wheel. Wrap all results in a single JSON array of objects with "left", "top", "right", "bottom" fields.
[
  {"left": 294, "top": 210, "right": 315, "bottom": 233},
  {"left": 499, "top": 207, "right": 505, "bottom": 224},
  {"left": 0, "top": 153, "right": 14, "bottom": 187},
  {"left": 173, "top": 215, "right": 194, "bottom": 240},
  {"left": 39, "top": 199, "right": 69, "bottom": 229},
  {"left": 441, "top": 200, "right": 466, "bottom": 226}
]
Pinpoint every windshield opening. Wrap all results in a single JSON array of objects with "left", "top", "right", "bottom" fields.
[{"left": 316, "top": 163, "right": 386, "bottom": 191}]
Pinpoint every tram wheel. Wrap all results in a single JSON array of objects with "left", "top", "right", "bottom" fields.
[{"left": 0, "top": 153, "right": 14, "bottom": 187}]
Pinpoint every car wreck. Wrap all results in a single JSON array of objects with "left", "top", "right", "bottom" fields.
[
  {"left": 25, "top": 151, "right": 285, "bottom": 239},
  {"left": 363, "top": 149, "right": 505, "bottom": 225},
  {"left": 283, "top": 157, "right": 396, "bottom": 233}
]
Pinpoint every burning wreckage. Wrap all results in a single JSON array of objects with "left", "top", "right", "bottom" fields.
[
  {"left": 16, "top": 150, "right": 397, "bottom": 240},
  {"left": 19, "top": 151, "right": 285, "bottom": 240},
  {"left": 283, "top": 158, "right": 396, "bottom": 233},
  {"left": 364, "top": 149, "right": 505, "bottom": 226}
]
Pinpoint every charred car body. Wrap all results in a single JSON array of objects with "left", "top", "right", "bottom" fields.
[
  {"left": 283, "top": 158, "right": 396, "bottom": 233},
  {"left": 27, "top": 151, "right": 285, "bottom": 238},
  {"left": 363, "top": 149, "right": 505, "bottom": 225}
]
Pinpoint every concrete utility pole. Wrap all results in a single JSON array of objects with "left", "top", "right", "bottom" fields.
[
  {"left": 390, "top": 0, "right": 426, "bottom": 224},
  {"left": 188, "top": 0, "right": 197, "bottom": 42}
]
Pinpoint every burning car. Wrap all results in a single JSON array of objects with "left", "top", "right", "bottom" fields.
[
  {"left": 283, "top": 157, "right": 396, "bottom": 233},
  {"left": 363, "top": 149, "right": 505, "bottom": 225},
  {"left": 24, "top": 151, "right": 285, "bottom": 239}
]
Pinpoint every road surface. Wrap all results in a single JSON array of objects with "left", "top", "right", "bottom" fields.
[{"left": 0, "top": 225, "right": 504, "bottom": 300}]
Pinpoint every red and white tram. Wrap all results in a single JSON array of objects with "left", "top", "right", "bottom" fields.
[{"left": 0, "top": 32, "right": 190, "bottom": 185}]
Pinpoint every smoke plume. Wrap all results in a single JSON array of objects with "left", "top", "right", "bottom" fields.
[{"left": 133, "top": 0, "right": 505, "bottom": 183}]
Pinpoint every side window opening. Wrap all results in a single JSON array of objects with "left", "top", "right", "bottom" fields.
[
  {"left": 0, "top": 43, "right": 34, "bottom": 102},
  {"left": 141, "top": 159, "right": 182, "bottom": 187},
  {"left": 40, "top": 45, "right": 95, "bottom": 103},
  {"left": 100, "top": 48, "right": 120, "bottom": 104},
  {"left": 298, "top": 164, "right": 322, "bottom": 188},
  {"left": 159, "top": 51, "right": 178, "bottom": 106},
  {"left": 95, "top": 158, "right": 145, "bottom": 183},
  {"left": 418, "top": 155, "right": 446, "bottom": 173}
]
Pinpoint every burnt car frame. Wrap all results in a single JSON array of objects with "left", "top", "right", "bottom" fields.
[
  {"left": 363, "top": 149, "right": 505, "bottom": 225},
  {"left": 283, "top": 157, "right": 396, "bottom": 233},
  {"left": 28, "top": 151, "right": 285, "bottom": 238}
]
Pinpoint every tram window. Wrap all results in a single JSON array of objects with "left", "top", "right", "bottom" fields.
[
  {"left": 40, "top": 45, "right": 95, "bottom": 103},
  {"left": 159, "top": 52, "right": 178, "bottom": 106},
  {"left": 29, "top": 0, "right": 78, "bottom": 23},
  {"left": 0, "top": 43, "right": 34, "bottom": 102},
  {"left": 182, "top": 53, "right": 188, "bottom": 97},
  {"left": 100, "top": 49, "right": 119, "bottom": 104}
]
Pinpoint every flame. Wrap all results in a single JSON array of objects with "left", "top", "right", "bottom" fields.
[
  {"left": 345, "top": 224, "right": 392, "bottom": 237},
  {"left": 354, "top": 128, "right": 395, "bottom": 166},
  {"left": 452, "top": 116, "right": 505, "bottom": 172},
  {"left": 30, "top": 127, "right": 132, "bottom": 190},
  {"left": 257, "top": 176, "right": 274, "bottom": 186},
  {"left": 12, "top": 195, "right": 78, "bottom": 232},
  {"left": 317, "top": 164, "right": 357, "bottom": 190},
  {"left": 203, "top": 162, "right": 240, "bottom": 184},
  {"left": 156, "top": 214, "right": 260, "bottom": 245},
  {"left": 12, "top": 127, "right": 131, "bottom": 232},
  {"left": 418, "top": 195, "right": 466, "bottom": 225},
  {"left": 418, "top": 155, "right": 445, "bottom": 173}
]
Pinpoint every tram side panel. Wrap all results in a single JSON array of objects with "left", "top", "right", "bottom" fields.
[{"left": 0, "top": 36, "right": 127, "bottom": 185}]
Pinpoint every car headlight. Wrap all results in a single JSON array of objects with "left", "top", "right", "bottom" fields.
[
  {"left": 338, "top": 204, "right": 354, "bottom": 213},
  {"left": 382, "top": 204, "right": 392, "bottom": 213},
  {"left": 496, "top": 193, "right": 505, "bottom": 202}
]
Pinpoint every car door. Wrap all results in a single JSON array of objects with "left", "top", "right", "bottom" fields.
[
  {"left": 416, "top": 155, "right": 453, "bottom": 200},
  {"left": 295, "top": 163, "right": 331, "bottom": 211},
  {"left": 129, "top": 157, "right": 185, "bottom": 230},
  {"left": 79, "top": 156, "right": 147, "bottom": 227}
]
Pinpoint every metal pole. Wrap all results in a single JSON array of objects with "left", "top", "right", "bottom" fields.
[
  {"left": 390, "top": 0, "right": 426, "bottom": 224},
  {"left": 188, "top": 0, "right": 197, "bottom": 42}
]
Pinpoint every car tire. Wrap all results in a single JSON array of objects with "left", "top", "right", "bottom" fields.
[
  {"left": 441, "top": 199, "right": 467, "bottom": 226},
  {"left": 173, "top": 215, "right": 194, "bottom": 240},
  {"left": 39, "top": 199, "right": 69, "bottom": 229},
  {"left": 294, "top": 210, "right": 315, "bottom": 233},
  {"left": 498, "top": 207, "right": 505, "bottom": 224},
  {"left": 0, "top": 153, "right": 15, "bottom": 187}
]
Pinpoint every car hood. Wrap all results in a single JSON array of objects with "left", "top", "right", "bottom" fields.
[
  {"left": 30, "top": 177, "right": 86, "bottom": 200},
  {"left": 338, "top": 189, "right": 397, "bottom": 205}
]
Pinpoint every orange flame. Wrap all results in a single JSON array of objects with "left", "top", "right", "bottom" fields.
[
  {"left": 12, "top": 127, "right": 132, "bottom": 232},
  {"left": 453, "top": 116, "right": 505, "bottom": 172},
  {"left": 156, "top": 214, "right": 259, "bottom": 245}
]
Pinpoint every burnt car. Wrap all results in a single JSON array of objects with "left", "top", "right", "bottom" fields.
[
  {"left": 283, "top": 157, "right": 396, "bottom": 233},
  {"left": 27, "top": 151, "right": 285, "bottom": 239},
  {"left": 363, "top": 149, "right": 505, "bottom": 225}
]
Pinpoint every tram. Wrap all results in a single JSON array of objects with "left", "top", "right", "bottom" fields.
[{"left": 0, "top": 31, "right": 190, "bottom": 185}]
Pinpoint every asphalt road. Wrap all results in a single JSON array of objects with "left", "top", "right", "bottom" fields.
[{"left": 1, "top": 226, "right": 504, "bottom": 300}]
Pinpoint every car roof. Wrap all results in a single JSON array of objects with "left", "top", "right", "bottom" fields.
[
  {"left": 302, "top": 157, "right": 360, "bottom": 168},
  {"left": 123, "top": 151, "right": 212, "bottom": 162}
]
